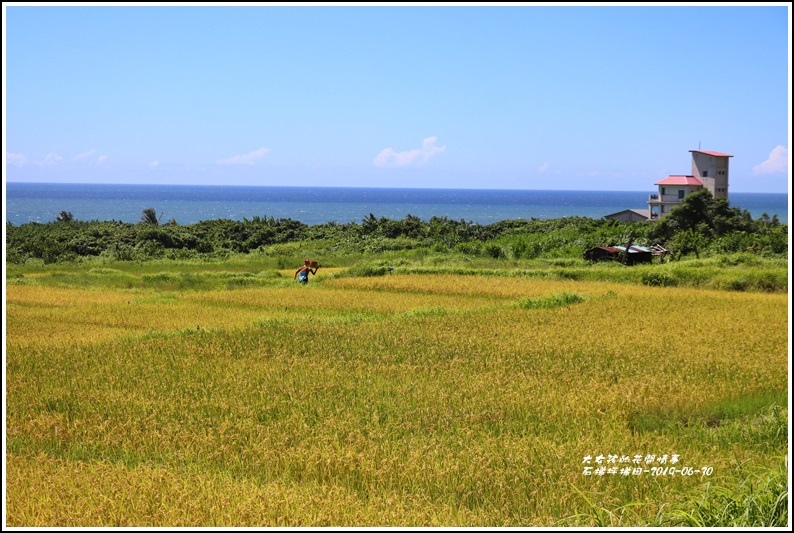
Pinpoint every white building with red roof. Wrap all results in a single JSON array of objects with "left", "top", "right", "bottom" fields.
[
  {"left": 647, "top": 150, "right": 732, "bottom": 219},
  {"left": 605, "top": 149, "right": 733, "bottom": 221}
]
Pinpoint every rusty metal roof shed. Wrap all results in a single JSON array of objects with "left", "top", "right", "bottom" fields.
[{"left": 613, "top": 245, "right": 653, "bottom": 254}]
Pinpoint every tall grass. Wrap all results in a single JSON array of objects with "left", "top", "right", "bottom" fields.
[
  {"left": 7, "top": 251, "right": 788, "bottom": 293},
  {"left": 659, "top": 459, "right": 788, "bottom": 527}
]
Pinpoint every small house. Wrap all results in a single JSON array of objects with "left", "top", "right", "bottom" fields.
[{"left": 603, "top": 209, "right": 651, "bottom": 222}]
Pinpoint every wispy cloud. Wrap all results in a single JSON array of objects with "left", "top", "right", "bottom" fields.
[
  {"left": 39, "top": 153, "right": 63, "bottom": 166},
  {"left": 373, "top": 136, "right": 446, "bottom": 168},
  {"left": 752, "top": 145, "right": 789, "bottom": 175},
  {"left": 149, "top": 161, "right": 160, "bottom": 169},
  {"left": 217, "top": 147, "right": 271, "bottom": 166},
  {"left": 8, "top": 151, "right": 104, "bottom": 167},
  {"left": 74, "top": 149, "right": 96, "bottom": 161},
  {"left": 7, "top": 152, "right": 28, "bottom": 166},
  {"left": 537, "top": 162, "right": 549, "bottom": 174}
]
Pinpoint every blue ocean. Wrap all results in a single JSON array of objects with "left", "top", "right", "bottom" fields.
[{"left": 4, "top": 182, "right": 789, "bottom": 227}]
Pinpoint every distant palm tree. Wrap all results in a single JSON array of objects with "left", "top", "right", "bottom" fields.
[
  {"left": 55, "top": 210, "right": 74, "bottom": 222},
  {"left": 141, "top": 208, "right": 161, "bottom": 225}
]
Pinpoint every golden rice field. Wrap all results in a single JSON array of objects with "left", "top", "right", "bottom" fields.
[{"left": 5, "top": 266, "right": 789, "bottom": 526}]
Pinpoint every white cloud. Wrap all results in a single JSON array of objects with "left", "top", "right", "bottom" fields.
[
  {"left": 7, "top": 152, "right": 28, "bottom": 166},
  {"left": 96, "top": 155, "right": 107, "bottom": 166},
  {"left": 74, "top": 149, "right": 96, "bottom": 161},
  {"left": 149, "top": 161, "right": 160, "bottom": 169},
  {"left": 537, "top": 162, "right": 549, "bottom": 174},
  {"left": 752, "top": 145, "right": 789, "bottom": 175},
  {"left": 39, "top": 153, "right": 63, "bottom": 166},
  {"left": 217, "top": 147, "right": 271, "bottom": 166},
  {"left": 373, "top": 136, "right": 446, "bottom": 168}
]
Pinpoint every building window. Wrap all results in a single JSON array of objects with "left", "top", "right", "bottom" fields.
[
  {"left": 703, "top": 171, "right": 708, "bottom": 177},
  {"left": 678, "top": 190, "right": 685, "bottom": 199},
  {"left": 661, "top": 187, "right": 666, "bottom": 195}
]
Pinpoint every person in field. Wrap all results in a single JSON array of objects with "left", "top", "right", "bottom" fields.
[{"left": 294, "top": 259, "right": 318, "bottom": 284}]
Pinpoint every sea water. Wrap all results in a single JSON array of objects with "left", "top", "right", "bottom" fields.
[{"left": 4, "top": 182, "right": 789, "bottom": 227}]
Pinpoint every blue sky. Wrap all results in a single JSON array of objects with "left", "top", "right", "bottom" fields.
[{"left": 3, "top": 3, "right": 791, "bottom": 192}]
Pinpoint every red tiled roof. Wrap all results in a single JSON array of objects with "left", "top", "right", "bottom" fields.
[
  {"left": 689, "top": 150, "right": 733, "bottom": 157},
  {"left": 654, "top": 175, "right": 703, "bottom": 186}
]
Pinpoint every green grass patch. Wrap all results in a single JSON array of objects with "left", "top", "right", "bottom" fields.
[
  {"left": 516, "top": 291, "right": 587, "bottom": 309},
  {"left": 400, "top": 307, "right": 449, "bottom": 319},
  {"left": 627, "top": 390, "right": 788, "bottom": 436}
]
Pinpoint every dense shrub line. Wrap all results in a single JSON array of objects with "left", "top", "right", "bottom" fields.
[{"left": 5, "top": 190, "right": 787, "bottom": 264}]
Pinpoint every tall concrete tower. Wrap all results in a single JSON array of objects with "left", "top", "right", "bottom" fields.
[{"left": 689, "top": 150, "right": 733, "bottom": 200}]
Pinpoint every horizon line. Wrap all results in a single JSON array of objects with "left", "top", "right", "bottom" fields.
[{"left": 4, "top": 181, "right": 789, "bottom": 196}]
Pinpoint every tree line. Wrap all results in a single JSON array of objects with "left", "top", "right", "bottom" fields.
[{"left": 6, "top": 190, "right": 787, "bottom": 264}]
